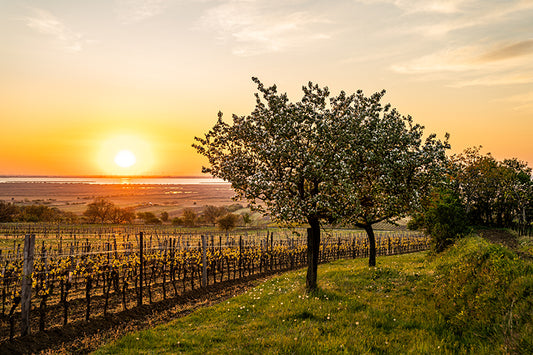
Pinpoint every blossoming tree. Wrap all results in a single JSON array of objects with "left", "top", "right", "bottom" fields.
[{"left": 194, "top": 78, "right": 449, "bottom": 289}]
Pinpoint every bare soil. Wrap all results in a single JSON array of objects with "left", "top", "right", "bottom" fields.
[{"left": 0, "top": 273, "right": 274, "bottom": 354}]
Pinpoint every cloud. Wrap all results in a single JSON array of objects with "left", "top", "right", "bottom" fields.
[
  {"left": 115, "top": 0, "right": 171, "bottom": 24},
  {"left": 24, "top": 8, "right": 89, "bottom": 52},
  {"left": 384, "top": 1, "right": 533, "bottom": 87},
  {"left": 392, "top": 1, "right": 533, "bottom": 38},
  {"left": 200, "top": 0, "right": 331, "bottom": 56},
  {"left": 391, "top": 43, "right": 533, "bottom": 87},
  {"left": 354, "top": 0, "right": 465, "bottom": 14},
  {"left": 452, "top": 74, "right": 533, "bottom": 88},
  {"left": 391, "top": 46, "right": 478, "bottom": 74},
  {"left": 478, "top": 39, "right": 533, "bottom": 62}
]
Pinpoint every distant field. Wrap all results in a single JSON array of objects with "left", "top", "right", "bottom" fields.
[{"left": 0, "top": 182, "right": 235, "bottom": 218}]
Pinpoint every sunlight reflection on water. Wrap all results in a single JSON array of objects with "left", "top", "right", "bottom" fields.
[{"left": 0, "top": 176, "right": 228, "bottom": 185}]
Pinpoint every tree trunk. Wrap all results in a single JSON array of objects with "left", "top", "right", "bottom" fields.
[
  {"left": 364, "top": 224, "right": 376, "bottom": 267},
  {"left": 306, "top": 217, "right": 320, "bottom": 291}
]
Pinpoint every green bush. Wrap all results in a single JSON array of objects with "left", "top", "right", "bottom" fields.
[
  {"left": 137, "top": 211, "right": 162, "bottom": 224},
  {"left": 409, "top": 187, "right": 470, "bottom": 252},
  {"left": 433, "top": 237, "right": 533, "bottom": 353}
]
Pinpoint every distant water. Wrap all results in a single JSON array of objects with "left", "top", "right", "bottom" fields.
[{"left": 0, "top": 176, "right": 228, "bottom": 185}]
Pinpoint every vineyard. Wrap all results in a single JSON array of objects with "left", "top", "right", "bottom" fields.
[{"left": 0, "top": 224, "right": 429, "bottom": 342}]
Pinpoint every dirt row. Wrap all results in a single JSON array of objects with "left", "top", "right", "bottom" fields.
[{"left": 0, "top": 272, "right": 273, "bottom": 354}]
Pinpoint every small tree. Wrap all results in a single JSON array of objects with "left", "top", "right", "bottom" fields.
[
  {"left": 160, "top": 211, "right": 169, "bottom": 223},
  {"left": 0, "top": 201, "right": 18, "bottom": 222},
  {"left": 194, "top": 78, "right": 341, "bottom": 290},
  {"left": 451, "top": 147, "right": 532, "bottom": 227},
  {"left": 109, "top": 207, "right": 124, "bottom": 224},
  {"left": 109, "top": 207, "right": 136, "bottom": 224},
  {"left": 182, "top": 208, "right": 197, "bottom": 227},
  {"left": 330, "top": 90, "right": 450, "bottom": 266},
  {"left": 137, "top": 212, "right": 161, "bottom": 224},
  {"left": 18, "top": 205, "right": 62, "bottom": 222},
  {"left": 217, "top": 213, "right": 240, "bottom": 232},
  {"left": 203, "top": 205, "right": 227, "bottom": 226},
  {"left": 84, "top": 198, "right": 114, "bottom": 223},
  {"left": 121, "top": 207, "right": 136, "bottom": 224}
]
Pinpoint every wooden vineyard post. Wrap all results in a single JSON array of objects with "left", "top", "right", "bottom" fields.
[
  {"left": 239, "top": 235, "right": 243, "bottom": 278},
  {"left": 269, "top": 232, "right": 273, "bottom": 271},
  {"left": 201, "top": 235, "right": 207, "bottom": 287},
  {"left": 138, "top": 231, "right": 144, "bottom": 307},
  {"left": 21, "top": 233, "right": 36, "bottom": 336}
]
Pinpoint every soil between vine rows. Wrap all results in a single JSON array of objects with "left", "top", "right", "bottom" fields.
[{"left": 0, "top": 272, "right": 273, "bottom": 354}]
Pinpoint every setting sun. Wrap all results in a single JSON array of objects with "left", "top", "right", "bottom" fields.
[
  {"left": 0, "top": 1, "right": 532, "bottom": 176},
  {"left": 114, "top": 150, "right": 136, "bottom": 168},
  {"left": 96, "top": 134, "right": 154, "bottom": 175}
]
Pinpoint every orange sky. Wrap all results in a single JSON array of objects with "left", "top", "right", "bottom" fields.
[{"left": 1, "top": 1, "right": 532, "bottom": 176}]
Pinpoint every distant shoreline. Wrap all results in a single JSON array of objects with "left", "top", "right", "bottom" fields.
[
  {"left": 0, "top": 175, "right": 209, "bottom": 179},
  {"left": 0, "top": 176, "right": 228, "bottom": 186}
]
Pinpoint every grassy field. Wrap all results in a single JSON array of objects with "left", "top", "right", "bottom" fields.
[{"left": 94, "top": 235, "right": 532, "bottom": 354}]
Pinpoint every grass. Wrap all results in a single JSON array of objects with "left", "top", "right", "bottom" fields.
[
  {"left": 94, "top": 245, "right": 520, "bottom": 355},
  {"left": 93, "top": 235, "right": 532, "bottom": 354},
  {"left": 518, "top": 234, "right": 533, "bottom": 256}
]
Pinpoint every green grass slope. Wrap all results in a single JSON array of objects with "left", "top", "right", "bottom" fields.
[{"left": 94, "top": 237, "right": 532, "bottom": 354}]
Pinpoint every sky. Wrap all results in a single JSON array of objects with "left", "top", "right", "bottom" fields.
[{"left": 1, "top": 0, "right": 532, "bottom": 176}]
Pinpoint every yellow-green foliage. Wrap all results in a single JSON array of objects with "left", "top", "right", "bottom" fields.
[{"left": 433, "top": 237, "right": 533, "bottom": 353}]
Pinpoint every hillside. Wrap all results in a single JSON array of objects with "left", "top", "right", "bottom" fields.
[{"left": 95, "top": 235, "right": 532, "bottom": 354}]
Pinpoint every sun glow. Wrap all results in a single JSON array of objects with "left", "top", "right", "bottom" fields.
[
  {"left": 97, "top": 134, "right": 154, "bottom": 175},
  {"left": 114, "top": 150, "right": 136, "bottom": 168}
]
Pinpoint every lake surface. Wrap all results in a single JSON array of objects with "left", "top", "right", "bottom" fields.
[{"left": 0, "top": 176, "right": 227, "bottom": 185}]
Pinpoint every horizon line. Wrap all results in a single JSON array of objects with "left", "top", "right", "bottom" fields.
[{"left": 0, "top": 174, "right": 212, "bottom": 179}]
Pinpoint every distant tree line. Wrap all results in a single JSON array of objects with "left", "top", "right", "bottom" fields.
[
  {"left": 0, "top": 201, "right": 78, "bottom": 223},
  {"left": 0, "top": 196, "right": 255, "bottom": 228},
  {"left": 82, "top": 198, "right": 252, "bottom": 230},
  {"left": 171, "top": 204, "right": 252, "bottom": 232},
  {"left": 410, "top": 147, "right": 533, "bottom": 252},
  {"left": 83, "top": 198, "right": 136, "bottom": 224},
  {"left": 450, "top": 147, "right": 532, "bottom": 227}
]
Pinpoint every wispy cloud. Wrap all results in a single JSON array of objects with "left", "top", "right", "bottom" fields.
[
  {"left": 355, "top": 0, "right": 465, "bottom": 14},
  {"left": 384, "top": 0, "right": 533, "bottom": 87},
  {"left": 388, "top": 0, "right": 533, "bottom": 38},
  {"left": 200, "top": 0, "right": 331, "bottom": 56},
  {"left": 115, "top": 0, "right": 171, "bottom": 24},
  {"left": 24, "top": 8, "right": 89, "bottom": 52},
  {"left": 451, "top": 73, "right": 533, "bottom": 88},
  {"left": 392, "top": 46, "right": 479, "bottom": 74},
  {"left": 393, "top": 40, "right": 533, "bottom": 73},
  {"left": 392, "top": 40, "right": 533, "bottom": 87},
  {"left": 478, "top": 39, "right": 533, "bottom": 62},
  {"left": 495, "top": 91, "right": 533, "bottom": 111}
]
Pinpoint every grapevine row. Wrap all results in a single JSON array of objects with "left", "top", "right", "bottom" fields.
[{"left": 0, "top": 230, "right": 428, "bottom": 341}]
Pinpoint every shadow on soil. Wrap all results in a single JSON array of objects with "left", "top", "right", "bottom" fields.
[{"left": 0, "top": 272, "right": 278, "bottom": 354}]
